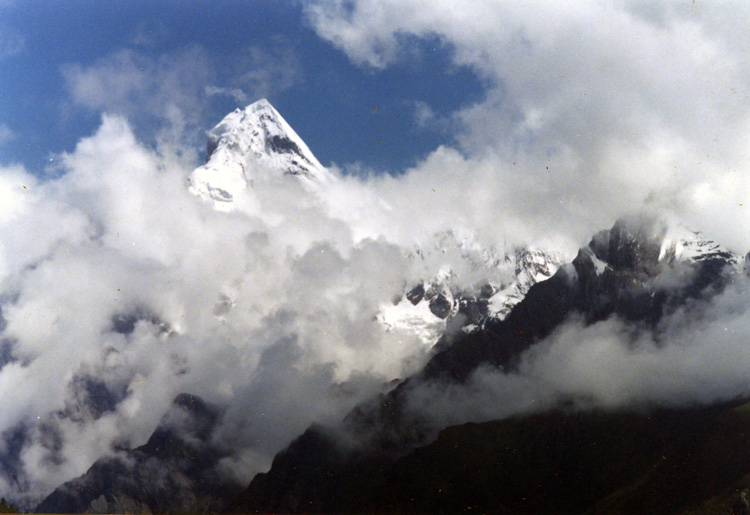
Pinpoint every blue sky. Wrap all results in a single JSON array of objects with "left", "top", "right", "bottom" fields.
[
  {"left": 0, "top": 0, "right": 484, "bottom": 174},
  {"left": 4, "top": 1, "right": 750, "bottom": 248}
]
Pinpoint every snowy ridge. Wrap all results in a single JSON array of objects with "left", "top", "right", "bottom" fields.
[
  {"left": 377, "top": 295, "right": 450, "bottom": 347},
  {"left": 378, "top": 222, "right": 741, "bottom": 349},
  {"left": 487, "top": 248, "right": 562, "bottom": 320},
  {"left": 377, "top": 240, "right": 562, "bottom": 347},
  {"left": 659, "top": 225, "right": 738, "bottom": 264},
  {"left": 189, "top": 99, "right": 335, "bottom": 208}
]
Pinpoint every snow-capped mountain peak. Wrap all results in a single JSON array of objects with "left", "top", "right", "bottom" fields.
[
  {"left": 189, "top": 99, "right": 336, "bottom": 208},
  {"left": 658, "top": 225, "right": 737, "bottom": 264}
]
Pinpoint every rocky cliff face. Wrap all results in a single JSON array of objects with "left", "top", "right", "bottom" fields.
[{"left": 425, "top": 217, "right": 739, "bottom": 381}]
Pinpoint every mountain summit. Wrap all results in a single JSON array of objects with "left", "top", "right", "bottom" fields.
[{"left": 189, "top": 99, "right": 335, "bottom": 207}]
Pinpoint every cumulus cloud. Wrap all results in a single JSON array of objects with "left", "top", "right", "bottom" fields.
[
  {"left": 322, "top": 146, "right": 581, "bottom": 253},
  {"left": 0, "top": 104, "right": 579, "bottom": 505},
  {"left": 0, "top": 113, "right": 469, "bottom": 506},
  {"left": 306, "top": 0, "right": 750, "bottom": 251},
  {"left": 297, "top": 0, "right": 750, "bottom": 459}
]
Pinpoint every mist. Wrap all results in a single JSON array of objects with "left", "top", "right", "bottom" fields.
[
  {"left": 0, "top": 115, "right": 435, "bottom": 504},
  {"left": 0, "top": 110, "right": 565, "bottom": 505},
  {"left": 4, "top": 0, "right": 750, "bottom": 508},
  {"left": 405, "top": 270, "right": 750, "bottom": 433}
]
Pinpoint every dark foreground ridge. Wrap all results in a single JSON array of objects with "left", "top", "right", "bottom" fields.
[{"left": 230, "top": 401, "right": 750, "bottom": 514}]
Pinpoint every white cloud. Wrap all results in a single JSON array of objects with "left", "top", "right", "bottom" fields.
[
  {"left": 7, "top": 0, "right": 750, "bottom": 506},
  {"left": 322, "top": 146, "right": 582, "bottom": 253},
  {"left": 407, "top": 275, "right": 750, "bottom": 432},
  {"left": 0, "top": 115, "right": 466, "bottom": 506},
  {"left": 205, "top": 85, "right": 249, "bottom": 104},
  {"left": 306, "top": 0, "right": 750, "bottom": 252}
]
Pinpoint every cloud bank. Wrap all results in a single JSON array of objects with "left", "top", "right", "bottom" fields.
[
  {"left": 307, "top": 0, "right": 750, "bottom": 251},
  {"left": 0, "top": 113, "right": 516, "bottom": 505},
  {"left": 408, "top": 273, "right": 750, "bottom": 431},
  {"left": 0, "top": 118, "right": 400, "bottom": 504},
  {"left": 4, "top": 0, "right": 750, "bottom": 508}
]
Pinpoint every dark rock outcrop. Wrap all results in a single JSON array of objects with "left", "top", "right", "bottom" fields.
[{"left": 35, "top": 394, "right": 242, "bottom": 514}]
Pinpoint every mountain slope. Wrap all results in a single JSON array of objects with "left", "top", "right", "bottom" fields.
[
  {"left": 424, "top": 217, "right": 739, "bottom": 382},
  {"left": 336, "top": 402, "right": 750, "bottom": 514},
  {"left": 378, "top": 235, "right": 562, "bottom": 347},
  {"left": 231, "top": 400, "right": 750, "bottom": 514},
  {"left": 228, "top": 217, "right": 745, "bottom": 514},
  {"left": 35, "top": 394, "right": 242, "bottom": 514}
]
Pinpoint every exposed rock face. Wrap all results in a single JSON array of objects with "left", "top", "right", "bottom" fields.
[
  {"left": 227, "top": 218, "right": 743, "bottom": 514},
  {"left": 377, "top": 233, "right": 562, "bottom": 349},
  {"left": 35, "top": 394, "right": 242, "bottom": 514}
]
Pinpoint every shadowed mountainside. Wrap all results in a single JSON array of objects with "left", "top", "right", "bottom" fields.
[
  {"left": 231, "top": 401, "right": 750, "bottom": 514},
  {"left": 228, "top": 218, "right": 746, "bottom": 514},
  {"left": 35, "top": 394, "right": 242, "bottom": 514}
]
